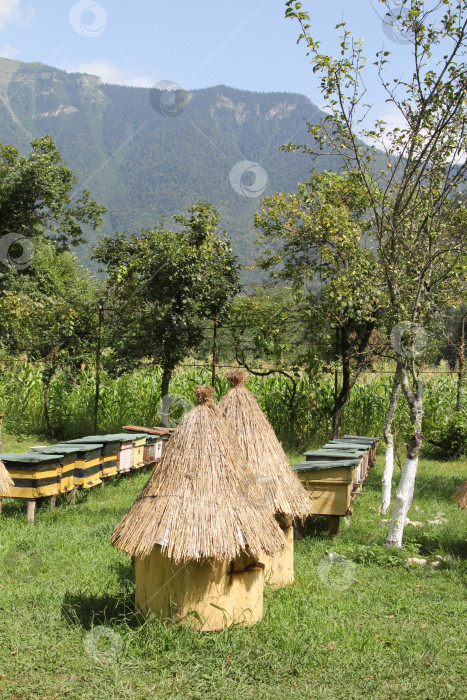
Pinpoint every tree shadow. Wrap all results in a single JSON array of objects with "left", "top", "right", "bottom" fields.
[{"left": 61, "top": 562, "right": 141, "bottom": 630}]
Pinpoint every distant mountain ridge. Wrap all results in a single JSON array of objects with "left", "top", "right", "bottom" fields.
[{"left": 0, "top": 57, "right": 335, "bottom": 277}]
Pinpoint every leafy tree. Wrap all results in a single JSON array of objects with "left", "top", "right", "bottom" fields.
[
  {"left": 0, "top": 241, "right": 101, "bottom": 435},
  {"left": 255, "top": 170, "right": 384, "bottom": 437},
  {"left": 284, "top": 0, "right": 467, "bottom": 545},
  {"left": 0, "top": 135, "right": 105, "bottom": 246},
  {"left": 93, "top": 202, "right": 240, "bottom": 399}
]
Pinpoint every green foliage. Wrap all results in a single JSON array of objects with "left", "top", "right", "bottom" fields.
[
  {"left": 431, "top": 411, "right": 467, "bottom": 458},
  {"left": 0, "top": 135, "right": 106, "bottom": 254},
  {"left": 93, "top": 202, "right": 240, "bottom": 386},
  {"left": 0, "top": 358, "right": 459, "bottom": 448}
]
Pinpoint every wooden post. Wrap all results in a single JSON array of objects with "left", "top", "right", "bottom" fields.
[
  {"left": 67, "top": 488, "right": 76, "bottom": 505},
  {"left": 329, "top": 516, "right": 340, "bottom": 536},
  {"left": 50, "top": 495, "right": 56, "bottom": 512},
  {"left": 27, "top": 499, "right": 36, "bottom": 524}
]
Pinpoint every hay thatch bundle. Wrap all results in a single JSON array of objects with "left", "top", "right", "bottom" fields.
[
  {"left": 0, "top": 459, "right": 13, "bottom": 494},
  {"left": 453, "top": 479, "right": 467, "bottom": 509},
  {"left": 111, "top": 386, "right": 285, "bottom": 562},
  {"left": 218, "top": 369, "right": 313, "bottom": 521}
]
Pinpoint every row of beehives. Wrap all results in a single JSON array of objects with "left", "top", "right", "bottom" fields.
[
  {"left": 292, "top": 435, "right": 380, "bottom": 525},
  {"left": 0, "top": 427, "right": 172, "bottom": 503}
]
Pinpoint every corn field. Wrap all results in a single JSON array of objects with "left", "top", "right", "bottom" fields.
[{"left": 0, "top": 361, "right": 461, "bottom": 449}]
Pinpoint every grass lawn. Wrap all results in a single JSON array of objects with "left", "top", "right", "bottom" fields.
[{"left": 0, "top": 436, "right": 466, "bottom": 699}]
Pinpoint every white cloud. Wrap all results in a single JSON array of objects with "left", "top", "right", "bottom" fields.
[
  {"left": 0, "top": 0, "right": 21, "bottom": 29},
  {"left": 0, "top": 43, "right": 20, "bottom": 58},
  {"left": 66, "top": 60, "right": 156, "bottom": 88}
]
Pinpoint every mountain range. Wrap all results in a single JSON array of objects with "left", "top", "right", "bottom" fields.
[{"left": 0, "top": 57, "right": 338, "bottom": 278}]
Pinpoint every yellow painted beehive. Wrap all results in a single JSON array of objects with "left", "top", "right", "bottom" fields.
[{"left": 112, "top": 386, "right": 285, "bottom": 631}]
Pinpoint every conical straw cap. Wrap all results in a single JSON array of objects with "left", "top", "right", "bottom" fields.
[{"left": 112, "top": 386, "right": 286, "bottom": 561}]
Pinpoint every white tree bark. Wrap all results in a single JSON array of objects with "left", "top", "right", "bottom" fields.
[
  {"left": 386, "top": 456, "right": 418, "bottom": 546},
  {"left": 380, "top": 366, "right": 403, "bottom": 514},
  {"left": 386, "top": 365, "right": 424, "bottom": 548},
  {"left": 381, "top": 443, "right": 394, "bottom": 514}
]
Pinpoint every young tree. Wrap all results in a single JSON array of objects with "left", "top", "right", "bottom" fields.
[
  {"left": 284, "top": 0, "right": 467, "bottom": 545},
  {"left": 94, "top": 202, "right": 240, "bottom": 398},
  {"left": 254, "top": 170, "right": 384, "bottom": 437}
]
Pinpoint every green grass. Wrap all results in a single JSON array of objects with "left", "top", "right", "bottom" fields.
[{"left": 0, "top": 451, "right": 466, "bottom": 699}]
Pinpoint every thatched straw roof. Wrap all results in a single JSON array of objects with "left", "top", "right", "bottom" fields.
[
  {"left": 218, "top": 369, "right": 313, "bottom": 521},
  {"left": 111, "top": 386, "right": 286, "bottom": 562},
  {"left": 0, "top": 459, "right": 13, "bottom": 494},
  {"left": 453, "top": 479, "right": 467, "bottom": 509}
]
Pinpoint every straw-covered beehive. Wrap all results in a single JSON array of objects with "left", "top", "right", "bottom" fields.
[
  {"left": 0, "top": 458, "right": 13, "bottom": 496},
  {"left": 218, "top": 369, "right": 313, "bottom": 588},
  {"left": 453, "top": 479, "right": 467, "bottom": 509},
  {"left": 112, "top": 386, "right": 285, "bottom": 631}
]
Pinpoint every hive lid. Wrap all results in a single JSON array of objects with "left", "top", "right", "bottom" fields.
[
  {"left": 294, "top": 460, "right": 359, "bottom": 471},
  {"left": 111, "top": 385, "right": 286, "bottom": 562},
  {"left": 1, "top": 451, "right": 64, "bottom": 463},
  {"left": 322, "top": 443, "right": 367, "bottom": 453},
  {"left": 59, "top": 442, "right": 104, "bottom": 451},
  {"left": 328, "top": 440, "right": 373, "bottom": 449},
  {"left": 67, "top": 434, "right": 138, "bottom": 444},
  {"left": 304, "top": 449, "right": 363, "bottom": 458},
  {"left": 218, "top": 369, "right": 313, "bottom": 520},
  {"left": 31, "top": 445, "right": 79, "bottom": 455},
  {"left": 343, "top": 434, "right": 380, "bottom": 442}
]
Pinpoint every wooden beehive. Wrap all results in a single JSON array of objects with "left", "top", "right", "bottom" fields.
[
  {"left": 293, "top": 460, "right": 356, "bottom": 516},
  {"left": 134, "top": 547, "right": 264, "bottom": 631},
  {"left": 305, "top": 448, "right": 365, "bottom": 487},
  {"left": 66, "top": 436, "right": 120, "bottom": 478},
  {"left": 112, "top": 386, "right": 285, "bottom": 631},
  {"left": 328, "top": 439, "right": 374, "bottom": 477},
  {"left": 323, "top": 442, "right": 371, "bottom": 482},
  {"left": 0, "top": 452, "right": 62, "bottom": 499},
  {"left": 31, "top": 445, "right": 77, "bottom": 493},
  {"left": 60, "top": 443, "right": 103, "bottom": 488},
  {"left": 343, "top": 435, "right": 380, "bottom": 464}
]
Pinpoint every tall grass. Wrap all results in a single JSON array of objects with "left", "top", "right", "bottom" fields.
[{"left": 0, "top": 360, "right": 461, "bottom": 448}]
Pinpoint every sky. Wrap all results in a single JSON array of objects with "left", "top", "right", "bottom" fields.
[{"left": 0, "top": 0, "right": 416, "bottom": 128}]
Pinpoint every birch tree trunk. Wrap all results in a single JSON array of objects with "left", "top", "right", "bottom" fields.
[
  {"left": 386, "top": 366, "right": 424, "bottom": 547},
  {"left": 380, "top": 364, "right": 403, "bottom": 514}
]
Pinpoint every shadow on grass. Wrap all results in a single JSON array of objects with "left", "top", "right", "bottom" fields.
[{"left": 61, "top": 560, "right": 141, "bottom": 629}]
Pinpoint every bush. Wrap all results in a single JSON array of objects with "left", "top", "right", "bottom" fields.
[{"left": 433, "top": 411, "right": 467, "bottom": 458}]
